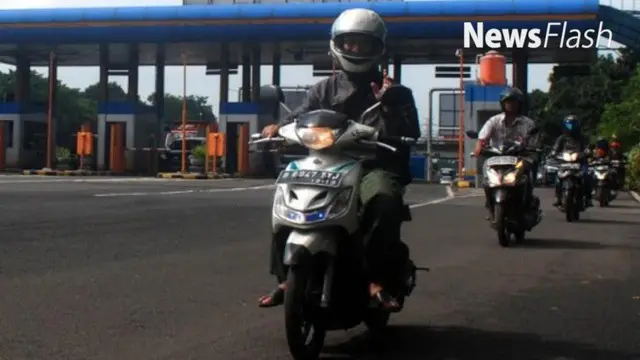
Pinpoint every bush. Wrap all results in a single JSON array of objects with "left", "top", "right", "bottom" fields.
[
  {"left": 191, "top": 144, "right": 206, "bottom": 160},
  {"left": 626, "top": 143, "right": 640, "bottom": 191}
]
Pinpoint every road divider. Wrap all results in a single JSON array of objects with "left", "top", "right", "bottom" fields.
[
  {"left": 22, "top": 169, "right": 112, "bottom": 176},
  {"left": 156, "top": 172, "right": 234, "bottom": 180}
]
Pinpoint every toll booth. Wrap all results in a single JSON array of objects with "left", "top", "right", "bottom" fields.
[
  {"left": 463, "top": 83, "right": 509, "bottom": 184},
  {"left": 0, "top": 102, "right": 49, "bottom": 169},
  {"left": 218, "top": 102, "right": 258, "bottom": 174},
  {"left": 96, "top": 102, "right": 155, "bottom": 173}
]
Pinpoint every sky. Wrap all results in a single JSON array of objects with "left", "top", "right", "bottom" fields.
[{"left": 0, "top": 0, "right": 624, "bottom": 131}]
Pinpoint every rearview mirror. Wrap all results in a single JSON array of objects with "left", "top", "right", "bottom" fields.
[
  {"left": 380, "top": 85, "right": 413, "bottom": 106},
  {"left": 465, "top": 130, "right": 478, "bottom": 139},
  {"left": 259, "top": 85, "right": 285, "bottom": 119}
]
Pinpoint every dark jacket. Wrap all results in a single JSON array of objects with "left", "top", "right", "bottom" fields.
[
  {"left": 279, "top": 70, "right": 421, "bottom": 182},
  {"left": 551, "top": 134, "right": 589, "bottom": 154}
]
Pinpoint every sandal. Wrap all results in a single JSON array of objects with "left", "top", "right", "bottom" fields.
[
  {"left": 370, "top": 290, "right": 401, "bottom": 313},
  {"left": 258, "top": 287, "right": 285, "bottom": 308}
]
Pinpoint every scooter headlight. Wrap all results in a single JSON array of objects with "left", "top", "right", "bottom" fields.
[
  {"left": 562, "top": 152, "right": 579, "bottom": 162},
  {"left": 485, "top": 168, "right": 502, "bottom": 187},
  {"left": 595, "top": 171, "right": 608, "bottom": 180},
  {"left": 503, "top": 171, "right": 518, "bottom": 184},
  {"left": 294, "top": 127, "right": 335, "bottom": 150}
]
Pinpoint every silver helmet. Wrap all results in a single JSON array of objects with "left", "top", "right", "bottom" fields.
[{"left": 329, "top": 8, "right": 387, "bottom": 73}]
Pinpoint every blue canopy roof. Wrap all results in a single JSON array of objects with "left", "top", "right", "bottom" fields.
[{"left": 0, "top": 0, "right": 603, "bottom": 44}]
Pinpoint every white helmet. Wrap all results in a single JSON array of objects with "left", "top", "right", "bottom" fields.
[{"left": 329, "top": 8, "right": 387, "bottom": 73}]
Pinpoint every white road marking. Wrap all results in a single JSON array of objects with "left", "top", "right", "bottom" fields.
[
  {"left": 410, "top": 185, "right": 482, "bottom": 209},
  {"left": 94, "top": 184, "right": 276, "bottom": 197}
]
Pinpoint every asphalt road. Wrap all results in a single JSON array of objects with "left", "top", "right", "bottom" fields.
[{"left": 0, "top": 175, "right": 639, "bottom": 360}]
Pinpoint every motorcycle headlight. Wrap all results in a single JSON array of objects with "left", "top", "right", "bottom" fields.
[
  {"left": 562, "top": 152, "right": 579, "bottom": 162},
  {"left": 295, "top": 127, "right": 335, "bottom": 150},
  {"left": 503, "top": 171, "right": 518, "bottom": 184},
  {"left": 595, "top": 171, "right": 607, "bottom": 180},
  {"left": 485, "top": 168, "right": 501, "bottom": 186}
]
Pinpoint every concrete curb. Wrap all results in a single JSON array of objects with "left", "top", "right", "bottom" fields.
[
  {"left": 22, "top": 169, "right": 113, "bottom": 176},
  {"left": 156, "top": 172, "right": 233, "bottom": 180},
  {"left": 630, "top": 190, "right": 640, "bottom": 203}
]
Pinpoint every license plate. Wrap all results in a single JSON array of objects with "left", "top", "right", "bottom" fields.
[
  {"left": 561, "top": 163, "right": 580, "bottom": 169},
  {"left": 276, "top": 170, "right": 344, "bottom": 188},
  {"left": 486, "top": 156, "right": 518, "bottom": 166}
]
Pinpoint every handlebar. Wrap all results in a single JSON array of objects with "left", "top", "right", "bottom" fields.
[{"left": 248, "top": 132, "right": 417, "bottom": 153}]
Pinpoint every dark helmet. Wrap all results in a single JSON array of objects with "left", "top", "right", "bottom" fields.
[
  {"left": 561, "top": 114, "right": 580, "bottom": 135},
  {"left": 499, "top": 88, "right": 524, "bottom": 113}
]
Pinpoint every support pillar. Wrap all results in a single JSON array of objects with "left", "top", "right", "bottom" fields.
[
  {"left": 380, "top": 57, "right": 389, "bottom": 74},
  {"left": 15, "top": 54, "right": 30, "bottom": 103},
  {"left": 155, "top": 45, "right": 165, "bottom": 127},
  {"left": 47, "top": 52, "right": 58, "bottom": 168},
  {"left": 272, "top": 44, "right": 281, "bottom": 86},
  {"left": 251, "top": 45, "right": 261, "bottom": 102},
  {"left": 127, "top": 44, "right": 139, "bottom": 102},
  {"left": 241, "top": 47, "right": 251, "bottom": 102},
  {"left": 219, "top": 43, "right": 230, "bottom": 104},
  {"left": 392, "top": 55, "right": 402, "bottom": 82},
  {"left": 155, "top": 44, "right": 165, "bottom": 166},
  {"left": 99, "top": 44, "right": 109, "bottom": 103},
  {"left": 97, "top": 43, "right": 109, "bottom": 171},
  {"left": 512, "top": 50, "right": 529, "bottom": 113}
]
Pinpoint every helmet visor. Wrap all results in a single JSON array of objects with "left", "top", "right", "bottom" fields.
[{"left": 334, "top": 33, "right": 384, "bottom": 59}]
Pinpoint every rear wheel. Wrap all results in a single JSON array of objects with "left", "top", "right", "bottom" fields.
[
  {"left": 513, "top": 229, "right": 525, "bottom": 244},
  {"left": 494, "top": 204, "right": 510, "bottom": 247},
  {"left": 284, "top": 267, "right": 326, "bottom": 360}
]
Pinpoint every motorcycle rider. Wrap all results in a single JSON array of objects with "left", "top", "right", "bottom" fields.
[
  {"left": 473, "top": 88, "right": 537, "bottom": 222},
  {"left": 550, "top": 115, "right": 592, "bottom": 207},
  {"left": 257, "top": 8, "right": 420, "bottom": 312},
  {"left": 610, "top": 134, "right": 625, "bottom": 188}
]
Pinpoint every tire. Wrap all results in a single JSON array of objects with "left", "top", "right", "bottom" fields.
[
  {"left": 284, "top": 267, "right": 326, "bottom": 360},
  {"left": 598, "top": 187, "right": 607, "bottom": 207},
  {"left": 494, "top": 204, "right": 510, "bottom": 247},
  {"left": 363, "top": 310, "right": 390, "bottom": 333},
  {"left": 564, "top": 191, "right": 574, "bottom": 222},
  {"left": 514, "top": 229, "right": 525, "bottom": 244}
]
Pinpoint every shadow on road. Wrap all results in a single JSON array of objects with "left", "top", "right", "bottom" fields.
[
  {"left": 578, "top": 218, "right": 638, "bottom": 226},
  {"left": 517, "top": 238, "right": 606, "bottom": 250},
  {"left": 322, "top": 325, "right": 639, "bottom": 360}
]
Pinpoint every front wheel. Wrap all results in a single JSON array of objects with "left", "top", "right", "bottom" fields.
[
  {"left": 494, "top": 204, "right": 510, "bottom": 247},
  {"left": 363, "top": 310, "right": 390, "bottom": 333},
  {"left": 284, "top": 267, "right": 326, "bottom": 360},
  {"left": 563, "top": 190, "right": 574, "bottom": 222},
  {"left": 598, "top": 186, "right": 608, "bottom": 207}
]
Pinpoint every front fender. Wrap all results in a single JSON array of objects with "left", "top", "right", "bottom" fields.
[
  {"left": 493, "top": 188, "right": 509, "bottom": 203},
  {"left": 283, "top": 230, "right": 337, "bottom": 266}
]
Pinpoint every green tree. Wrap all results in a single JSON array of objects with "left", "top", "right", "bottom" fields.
[
  {"left": 82, "top": 81, "right": 128, "bottom": 102},
  {"left": 530, "top": 50, "right": 639, "bottom": 143},
  {"left": 0, "top": 70, "right": 97, "bottom": 148},
  {"left": 147, "top": 93, "right": 216, "bottom": 125},
  {"left": 599, "top": 67, "right": 640, "bottom": 150}
]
